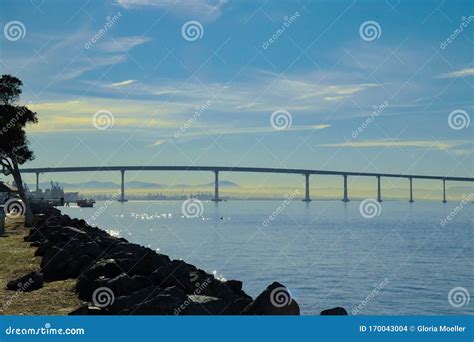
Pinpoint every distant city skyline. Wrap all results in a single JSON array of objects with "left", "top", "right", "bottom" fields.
[{"left": 1, "top": 0, "right": 472, "bottom": 189}]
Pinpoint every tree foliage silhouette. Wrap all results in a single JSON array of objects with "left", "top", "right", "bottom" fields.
[{"left": 0, "top": 75, "right": 38, "bottom": 226}]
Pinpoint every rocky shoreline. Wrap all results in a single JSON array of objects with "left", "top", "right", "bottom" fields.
[{"left": 7, "top": 204, "right": 347, "bottom": 315}]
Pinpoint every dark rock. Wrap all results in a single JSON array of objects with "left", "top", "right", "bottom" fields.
[
  {"left": 69, "top": 305, "right": 104, "bottom": 315},
  {"left": 41, "top": 246, "right": 73, "bottom": 281},
  {"left": 320, "top": 307, "right": 348, "bottom": 315},
  {"left": 242, "top": 282, "right": 300, "bottom": 315},
  {"left": 70, "top": 241, "right": 103, "bottom": 259},
  {"left": 69, "top": 254, "right": 94, "bottom": 278},
  {"left": 76, "top": 259, "right": 124, "bottom": 300},
  {"left": 150, "top": 260, "right": 200, "bottom": 293},
  {"left": 108, "top": 286, "right": 188, "bottom": 315},
  {"left": 104, "top": 273, "right": 151, "bottom": 297},
  {"left": 180, "top": 295, "right": 229, "bottom": 315},
  {"left": 108, "top": 243, "right": 170, "bottom": 276},
  {"left": 6, "top": 272, "right": 44, "bottom": 292},
  {"left": 81, "top": 259, "right": 123, "bottom": 281}
]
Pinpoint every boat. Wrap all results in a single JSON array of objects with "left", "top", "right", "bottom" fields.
[
  {"left": 76, "top": 199, "right": 96, "bottom": 208},
  {"left": 27, "top": 181, "right": 79, "bottom": 206}
]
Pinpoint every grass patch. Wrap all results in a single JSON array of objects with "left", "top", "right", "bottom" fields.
[{"left": 0, "top": 217, "right": 81, "bottom": 315}]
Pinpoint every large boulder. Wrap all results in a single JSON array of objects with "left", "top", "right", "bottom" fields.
[
  {"left": 320, "top": 307, "right": 348, "bottom": 315},
  {"left": 40, "top": 246, "right": 73, "bottom": 281},
  {"left": 108, "top": 243, "right": 170, "bottom": 276},
  {"left": 6, "top": 272, "right": 44, "bottom": 292},
  {"left": 242, "top": 282, "right": 300, "bottom": 315},
  {"left": 103, "top": 273, "right": 152, "bottom": 298},
  {"left": 76, "top": 259, "right": 124, "bottom": 300},
  {"left": 108, "top": 285, "right": 188, "bottom": 315}
]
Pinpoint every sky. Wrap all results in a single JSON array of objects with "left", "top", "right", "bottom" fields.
[{"left": 0, "top": 0, "right": 473, "bottom": 197}]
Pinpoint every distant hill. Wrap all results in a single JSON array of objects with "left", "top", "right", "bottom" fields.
[{"left": 30, "top": 180, "right": 240, "bottom": 190}]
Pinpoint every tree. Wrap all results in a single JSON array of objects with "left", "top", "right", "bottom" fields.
[{"left": 0, "top": 75, "right": 38, "bottom": 226}]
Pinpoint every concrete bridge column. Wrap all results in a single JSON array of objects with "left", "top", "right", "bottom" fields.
[
  {"left": 442, "top": 179, "right": 447, "bottom": 203},
  {"left": 303, "top": 174, "right": 311, "bottom": 202},
  {"left": 409, "top": 177, "right": 414, "bottom": 203},
  {"left": 342, "top": 175, "right": 349, "bottom": 202},
  {"left": 377, "top": 176, "right": 382, "bottom": 202},
  {"left": 35, "top": 172, "right": 40, "bottom": 191},
  {"left": 212, "top": 170, "right": 222, "bottom": 202},
  {"left": 119, "top": 170, "right": 126, "bottom": 202}
]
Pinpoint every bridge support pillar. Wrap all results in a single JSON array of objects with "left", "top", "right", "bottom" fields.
[
  {"left": 342, "top": 175, "right": 349, "bottom": 202},
  {"left": 409, "top": 177, "right": 414, "bottom": 203},
  {"left": 35, "top": 172, "right": 40, "bottom": 191},
  {"left": 377, "top": 176, "right": 382, "bottom": 202},
  {"left": 212, "top": 170, "right": 222, "bottom": 202},
  {"left": 442, "top": 179, "right": 447, "bottom": 203},
  {"left": 303, "top": 174, "right": 311, "bottom": 202},
  {"left": 119, "top": 170, "right": 126, "bottom": 202}
]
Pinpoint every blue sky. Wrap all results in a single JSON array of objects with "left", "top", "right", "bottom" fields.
[{"left": 0, "top": 0, "right": 472, "bottom": 189}]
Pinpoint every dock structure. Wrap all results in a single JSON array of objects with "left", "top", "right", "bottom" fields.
[{"left": 21, "top": 166, "right": 473, "bottom": 203}]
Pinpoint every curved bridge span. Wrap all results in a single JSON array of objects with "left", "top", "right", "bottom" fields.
[{"left": 20, "top": 166, "right": 474, "bottom": 203}]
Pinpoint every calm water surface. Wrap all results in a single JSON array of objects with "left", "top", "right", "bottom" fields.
[{"left": 62, "top": 200, "right": 473, "bottom": 315}]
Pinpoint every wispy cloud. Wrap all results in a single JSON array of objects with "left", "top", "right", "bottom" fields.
[
  {"left": 321, "top": 140, "right": 467, "bottom": 151},
  {"left": 27, "top": 99, "right": 182, "bottom": 133},
  {"left": 115, "top": 0, "right": 227, "bottom": 22},
  {"left": 110, "top": 80, "right": 137, "bottom": 87},
  {"left": 152, "top": 124, "right": 331, "bottom": 146},
  {"left": 437, "top": 68, "right": 474, "bottom": 79},
  {"left": 98, "top": 36, "right": 151, "bottom": 53}
]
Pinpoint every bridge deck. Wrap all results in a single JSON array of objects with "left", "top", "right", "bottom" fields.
[{"left": 19, "top": 166, "right": 474, "bottom": 182}]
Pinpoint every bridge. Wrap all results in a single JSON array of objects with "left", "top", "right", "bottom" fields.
[{"left": 20, "top": 166, "right": 474, "bottom": 203}]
